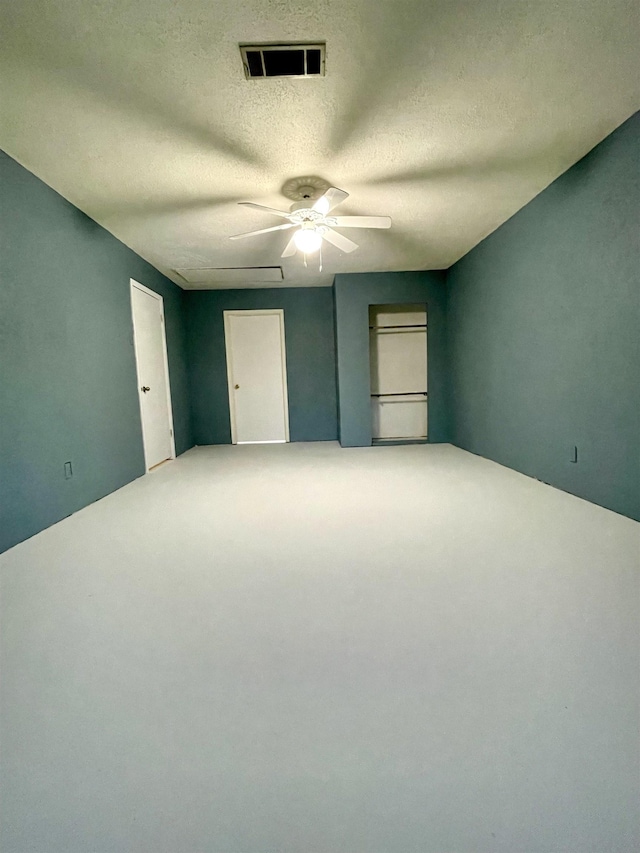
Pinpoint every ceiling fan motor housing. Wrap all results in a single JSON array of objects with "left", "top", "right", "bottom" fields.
[
  {"left": 290, "top": 200, "right": 316, "bottom": 212},
  {"left": 288, "top": 205, "right": 334, "bottom": 226}
]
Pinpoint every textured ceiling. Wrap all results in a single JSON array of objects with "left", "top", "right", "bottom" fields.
[{"left": 2, "top": 0, "right": 638, "bottom": 288}]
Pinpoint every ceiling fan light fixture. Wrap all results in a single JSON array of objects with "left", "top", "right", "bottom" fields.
[
  {"left": 234, "top": 184, "right": 388, "bottom": 261},
  {"left": 293, "top": 228, "right": 322, "bottom": 254}
]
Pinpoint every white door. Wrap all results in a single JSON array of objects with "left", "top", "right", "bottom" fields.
[
  {"left": 224, "top": 310, "right": 290, "bottom": 444},
  {"left": 370, "top": 304, "right": 428, "bottom": 441},
  {"left": 130, "top": 280, "right": 175, "bottom": 470}
]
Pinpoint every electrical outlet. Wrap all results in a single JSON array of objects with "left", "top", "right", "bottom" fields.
[{"left": 64, "top": 461, "right": 73, "bottom": 479}]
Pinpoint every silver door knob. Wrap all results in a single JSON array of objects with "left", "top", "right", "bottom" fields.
[{"left": 141, "top": 386, "right": 150, "bottom": 393}]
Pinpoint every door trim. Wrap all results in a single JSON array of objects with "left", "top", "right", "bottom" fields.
[
  {"left": 130, "top": 279, "right": 176, "bottom": 471},
  {"left": 223, "top": 309, "right": 290, "bottom": 445}
]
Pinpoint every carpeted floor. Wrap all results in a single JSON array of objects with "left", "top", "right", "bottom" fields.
[{"left": 1, "top": 442, "right": 638, "bottom": 852}]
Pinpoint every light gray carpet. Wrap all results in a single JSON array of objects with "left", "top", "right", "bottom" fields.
[{"left": 1, "top": 443, "right": 638, "bottom": 852}]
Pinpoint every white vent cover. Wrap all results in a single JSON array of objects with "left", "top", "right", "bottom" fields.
[
  {"left": 240, "top": 43, "right": 325, "bottom": 79},
  {"left": 174, "top": 267, "right": 284, "bottom": 286}
]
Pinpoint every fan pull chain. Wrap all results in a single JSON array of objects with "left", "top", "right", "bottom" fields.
[
  {"left": 319, "top": 243, "right": 323, "bottom": 272},
  {"left": 303, "top": 251, "right": 308, "bottom": 268}
]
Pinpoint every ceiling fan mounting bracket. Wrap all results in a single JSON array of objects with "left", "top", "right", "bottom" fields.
[{"left": 281, "top": 176, "right": 331, "bottom": 202}]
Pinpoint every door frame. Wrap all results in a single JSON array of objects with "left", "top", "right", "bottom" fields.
[
  {"left": 130, "top": 279, "right": 176, "bottom": 471},
  {"left": 223, "top": 308, "right": 290, "bottom": 445},
  {"left": 369, "top": 302, "right": 428, "bottom": 443}
]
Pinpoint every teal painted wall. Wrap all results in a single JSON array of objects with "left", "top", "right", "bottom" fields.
[
  {"left": 334, "top": 271, "right": 449, "bottom": 446},
  {"left": 447, "top": 112, "right": 640, "bottom": 521},
  {"left": 185, "top": 288, "right": 338, "bottom": 444},
  {"left": 0, "top": 151, "right": 193, "bottom": 554}
]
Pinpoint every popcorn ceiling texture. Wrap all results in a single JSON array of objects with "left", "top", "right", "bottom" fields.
[{"left": 1, "top": 0, "right": 639, "bottom": 288}]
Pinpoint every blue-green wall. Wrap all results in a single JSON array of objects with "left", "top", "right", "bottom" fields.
[
  {"left": 334, "top": 271, "right": 449, "bottom": 446},
  {"left": 0, "top": 151, "right": 193, "bottom": 554},
  {"left": 185, "top": 288, "right": 338, "bottom": 444},
  {"left": 447, "top": 112, "right": 640, "bottom": 521}
]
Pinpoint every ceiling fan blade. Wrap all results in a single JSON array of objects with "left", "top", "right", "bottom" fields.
[
  {"left": 312, "top": 187, "right": 349, "bottom": 213},
  {"left": 332, "top": 215, "right": 392, "bottom": 229},
  {"left": 281, "top": 235, "right": 298, "bottom": 258},
  {"left": 230, "top": 222, "right": 296, "bottom": 240},
  {"left": 321, "top": 228, "right": 359, "bottom": 253},
  {"left": 239, "top": 202, "right": 292, "bottom": 219}
]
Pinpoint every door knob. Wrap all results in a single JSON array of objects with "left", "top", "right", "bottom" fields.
[
  {"left": 234, "top": 384, "right": 240, "bottom": 389},
  {"left": 141, "top": 386, "right": 150, "bottom": 393}
]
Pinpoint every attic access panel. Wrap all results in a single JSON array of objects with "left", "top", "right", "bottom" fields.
[
  {"left": 174, "top": 267, "right": 284, "bottom": 286},
  {"left": 240, "top": 43, "right": 325, "bottom": 79}
]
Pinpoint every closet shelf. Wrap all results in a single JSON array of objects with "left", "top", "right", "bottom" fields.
[
  {"left": 369, "top": 324, "right": 428, "bottom": 330},
  {"left": 371, "top": 392, "right": 427, "bottom": 397}
]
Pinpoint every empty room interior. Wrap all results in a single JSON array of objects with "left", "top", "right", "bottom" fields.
[{"left": 1, "top": 2, "right": 639, "bottom": 851}]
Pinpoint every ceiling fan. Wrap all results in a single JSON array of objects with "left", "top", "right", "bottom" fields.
[{"left": 229, "top": 185, "right": 391, "bottom": 264}]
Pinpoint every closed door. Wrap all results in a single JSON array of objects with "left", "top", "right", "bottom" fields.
[
  {"left": 130, "top": 281, "right": 175, "bottom": 470},
  {"left": 224, "top": 310, "right": 290, "bottom": 444}
]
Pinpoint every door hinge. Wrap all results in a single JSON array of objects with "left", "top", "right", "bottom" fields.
[{"left": 170, "top": 429, "right": 173, "bottom": 436}]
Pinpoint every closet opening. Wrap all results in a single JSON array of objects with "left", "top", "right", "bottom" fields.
[{"left": 369, "top": 303, "right": 428, "bottom": 445}]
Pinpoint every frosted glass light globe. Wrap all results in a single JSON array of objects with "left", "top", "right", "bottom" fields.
[{"left": 294, "top": 228, "right": 322, "bottom": 254}]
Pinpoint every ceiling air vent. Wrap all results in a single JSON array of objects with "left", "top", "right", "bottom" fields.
[{"left": 240, "top": 43, "right": 325, "bottom": 79}]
